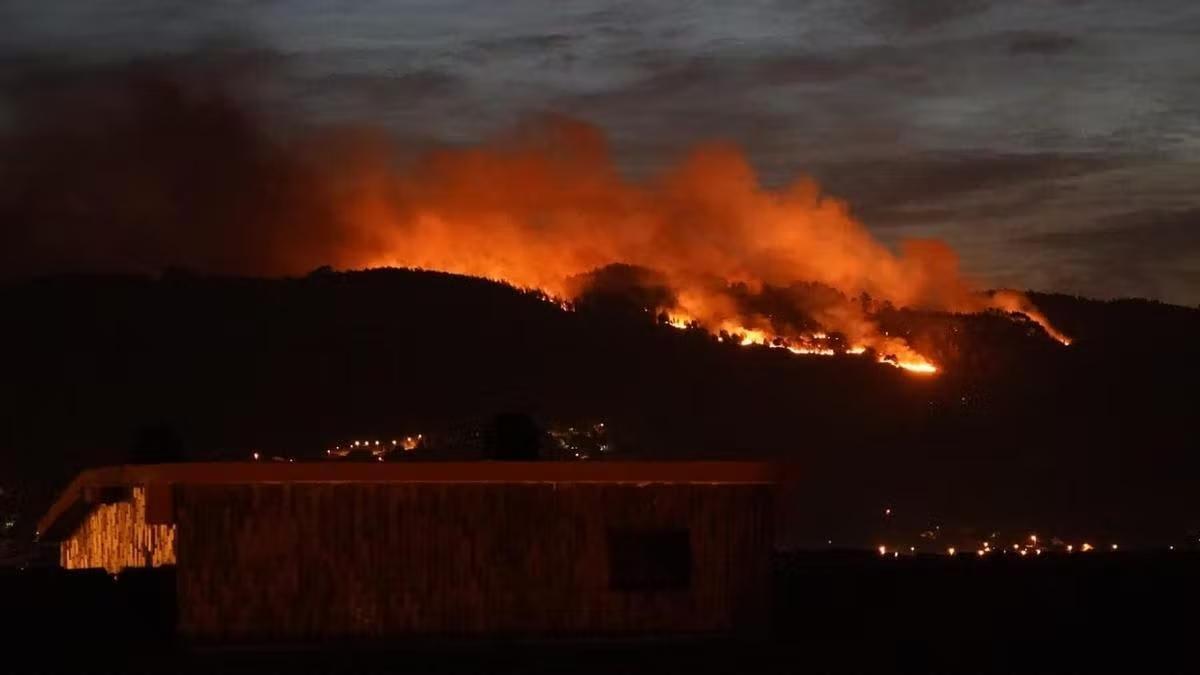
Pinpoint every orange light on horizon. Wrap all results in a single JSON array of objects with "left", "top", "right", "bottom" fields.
[{"left": 333, "top": 120, "right": 1073, "bottom": 380}]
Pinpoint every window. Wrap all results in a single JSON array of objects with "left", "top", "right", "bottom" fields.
[
  {"left": 608, "top": 529, "right": 691, "bottom": 591},
  {"left": 90, "top": 485, "right": 132, "bottom": 504}
]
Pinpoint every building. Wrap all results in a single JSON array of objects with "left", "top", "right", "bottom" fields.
[{"left": 37, "top": 461, "right": 778, "bottom": 640}]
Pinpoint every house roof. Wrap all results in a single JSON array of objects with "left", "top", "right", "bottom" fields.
[{"left": 37, "top": 461, "right": 780, "bottom": 541}]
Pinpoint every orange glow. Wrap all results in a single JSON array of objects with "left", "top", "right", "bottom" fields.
[
  {"left": 666, "top": 317, "right": 939, "bottom": 373},
  {"left": 989, "top": 291, "right": 1072, "bottom": 345},
  {"left": 61, "top": 487, "right": 175, "bottom": 573},
  {"left": 318, "top": 119, "right": 1069, "bottom": 374}
]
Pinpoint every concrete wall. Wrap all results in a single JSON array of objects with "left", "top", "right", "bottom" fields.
[{"left": 173, "top": 482, "right": 773, "bottom": 640}]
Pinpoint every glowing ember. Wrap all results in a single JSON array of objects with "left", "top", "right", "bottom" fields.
[{"left": 662, "top": 316, "right": 939, "bottom": 373}]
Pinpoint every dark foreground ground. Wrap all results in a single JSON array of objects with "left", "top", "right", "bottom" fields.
[{"left": 3, "top": 551, "right": 1196, "bottom": 674}]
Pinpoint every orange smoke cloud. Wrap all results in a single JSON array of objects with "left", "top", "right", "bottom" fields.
[
  {"left": 330, "top": 117, "right": 1066, "bottom": 370},
  {"left": 0, "top": 61, "right": 1065, "bottom": 371}
]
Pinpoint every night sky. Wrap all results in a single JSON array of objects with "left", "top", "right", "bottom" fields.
[{"left": 3, "top": 1, "right": 1199, "bottom": 304}]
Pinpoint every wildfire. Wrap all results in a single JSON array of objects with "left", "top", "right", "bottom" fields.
[
  {"left": 332, "top": 118, "right": 1068, "bottom": 370},
  {"left": 665, "top": 314, "right": 938, "bottom": 373}
]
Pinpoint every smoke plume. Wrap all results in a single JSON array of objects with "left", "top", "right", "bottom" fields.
[{"left": 0, "top": 58, "right": 1066, "bottom": 369}]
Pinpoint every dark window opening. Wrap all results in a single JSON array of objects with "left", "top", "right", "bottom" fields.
[
  {"left": 92, "top": 486, "right": 132, "bottom": 505},
  {"left": 608, "top": 529, "right": 692, "bottom": 591}
]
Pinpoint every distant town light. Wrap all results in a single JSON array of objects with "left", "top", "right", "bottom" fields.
[
  {"left": 252, "top": 452, "right": 259, "bottom": 461},
  {"left": 878, "top": 546, "right": 886, "bottom": 556},
  {"left": 1111, "top": 544, "right": 1119, "bottom": 551},
  {"left": 1081, "top": 543, "right": 1094, "bottom": 552},
  {"left": 947, "top": 547, "right": 956, "bottom": 556},
  {"left": 1019, "top": 549, "right": 1027, "bottom": 557},
  {"left": 1067, "top": 545, "right": 1074, "bottom": 553}
]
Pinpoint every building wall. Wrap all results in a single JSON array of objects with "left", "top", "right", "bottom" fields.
[
  {"left": 60, "top": 487, "right": 176, "bottom": 573},
  {"left": 174, "top": 482, "right": 773, "bottom": 639}
]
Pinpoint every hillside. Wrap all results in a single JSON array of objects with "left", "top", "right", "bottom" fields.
[{"left": 2, "top": 268, "right": 1197, "bottom": 551}]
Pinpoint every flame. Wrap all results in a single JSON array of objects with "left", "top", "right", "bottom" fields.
[
  {"left": 989, "top": 291, "right": 1072, "bottom": 345},
  {"left": 665, "top": 315, "right": 937, "bottom": 373},
  {"left": 327, "top": 118, "right": 1067, "bottom": 371}
]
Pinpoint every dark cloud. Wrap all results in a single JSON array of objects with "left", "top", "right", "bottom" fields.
[
  {"left": 290, "top": 68, "right": 462, "bottom": 110},
  {"left": 0, "top": 41, "right": 282, "bottom": 101},
  {"left": 870, "top": 0, "right": 994, "bottom": 32},
  {"left": 812, "top": 152, "right": 1121, "bottom": 220},
  {"left": 1019, "top": 208, "right": 1200, "bottom": 301},
  {"left": 1007, "top": 31, "right": 1081, "bottom": 56},
  {"left": 599, "top": 56, "right": 724, "bottom": 98},
  {"left": 0, "top": 54, "right": 357, "bottom": 277},
  {"left": 751, "top": 48, "right": 916, "bottom": 86},
  {"left": 554, "top": 56, "right": 801, "bottom": 158},
  {"left": 470, "top": 33, "right": 575, "bottom": 56},
  {"left": 1023, "top": 208, "right": 1200, "bottom": 255}
]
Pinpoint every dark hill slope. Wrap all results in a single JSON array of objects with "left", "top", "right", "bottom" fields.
[{"left": 1, "top": 270, "right": 1196, "bottom": 546}]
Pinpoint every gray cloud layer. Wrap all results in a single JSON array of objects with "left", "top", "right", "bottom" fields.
[{"left": 3, "top": 0, "right": 1199, "bottom": 303}]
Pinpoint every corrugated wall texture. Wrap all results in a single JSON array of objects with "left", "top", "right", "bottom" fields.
[
  {"left": 175, "top": 483, "right": 772, "bottom": 640},
  {"left": 61, "top": 487, "right": 177, "bottom": 573}
]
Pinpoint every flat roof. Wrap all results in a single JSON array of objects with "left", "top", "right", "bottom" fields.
[{"left": 38, "top": 461, "right": 778, "bottom": 540}]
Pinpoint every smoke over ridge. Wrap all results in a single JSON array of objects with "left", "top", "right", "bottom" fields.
[{"left": 0, "top": 58, "right": 1067, "bottom": 368}]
